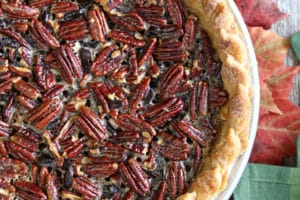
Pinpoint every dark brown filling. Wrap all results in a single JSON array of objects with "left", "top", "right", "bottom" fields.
[{"left": 0, "top": 0, "right": 228, "bottom": 199}]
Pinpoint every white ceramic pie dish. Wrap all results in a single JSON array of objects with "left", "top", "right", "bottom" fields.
[{"left": 212, "top": 1, "right": 260, "bottom": 199}]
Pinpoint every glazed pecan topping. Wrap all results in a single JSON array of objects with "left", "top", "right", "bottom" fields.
[{"left": 0, "top": 0, "right": 228, "bottom": 199}]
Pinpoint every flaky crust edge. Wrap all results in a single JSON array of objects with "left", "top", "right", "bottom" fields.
[{"left": 178, "top": 0, "right": 253, "bottom": 199}]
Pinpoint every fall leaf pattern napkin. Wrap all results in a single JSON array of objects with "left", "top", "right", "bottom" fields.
[{"left": 234, "top": 137, "right": 300, "bottom": 200}]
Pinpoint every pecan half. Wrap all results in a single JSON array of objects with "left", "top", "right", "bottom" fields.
[
  {"left": 29, "top": 19, "right": 60, "bottom": 49},
  {"left": 120, "top": 158, "right": 150, "bottom": 196},
  {"left": 0, "top": 120, "right": 12, "bottom": 137},
  {"left": 109, "top": 11, "right": 144, "bottom": 32},
  {"left": 167, "top": 162, "right": 187, "bottom": 199},
  {"left": 129, "top": 76, "right": 150, "bottom": 113},
  {"left": 14, "top": 79, "right": 41, "bottom": 100},
  {"left": 151, "top": 180, "right": 167, "bottom": 200},
  {"left": 62, "top": 138, "right": 85, "bottom": 158},
  {"left": 116, "top": 113, "right": 156, "bottom": 141},
  {"left": 17, "top": 95, "right": 36, "bottom": 109},
  {"left": 0, "top": 28, "right": 31, "bottom": 48},
  {"left": 159, "top": 64, "right": 184, "bottom": 99},
  {"left": 151, "top": 132, "right": 189, "bottom": 160},
  {"left": 0, "top": 157, "right": 27, "bottom": 178},
  {"left": 153, "top": 39, "right": 187, "bottom": 62},
  {"left": 46, "top": 174, "right": 59, "bottom": 200},
  {"left": 29, "top": 0, "right": 56, "bottom": 8},
  {"left": 109, "top": 29, "right": 145, "bottom": 47},
  {"left": 6, "top": 140, "right": 36, "bottom": 163},
  {"left": 190, "top": 81, "right": 209, "bottom": 120},
  {"left": 209, "top": 87, "right": 228, "bottom": 108},
  {"left": 172, "top": 121, "right": 206, "bottom": 146},
  {"left": 74, "top": 106, "right": 107, "bottom": 141},
  {"left": 53, "top": 45, "right": 83, "bottom": 84},
  {"left": 183, "top": 15, "right": 196, "bottom": 48},
  {"left": 88, "top": 6, "right": 110, "bottom": 42},
  {"left": 27, "top": 98, "right": 62, "bottom": 130},
  {"left": 34, "top": 56, "right": 56, "bottom": 90},
  {"left": 165, "top": 0, "right": 183, "bottom": 28},
  {"left": 51, "top": 2, "right": 79, "bottom": 14},
  {"left": 138, "top": 38, "right": 157, "bottom": 67},
  {"left": 1, "top": 2, "right": 40, "bottom": 19},
  {"left": 91, "top": 45, "right": 125, "bottom": 76},
  {"left": 72, "top": 176, "right": 101, "bottom": 199},
  {"left": 84, "top": 162, "right": 119, "bottom": 178},
  {"left": 58, "top": 18, "right": 89, "bottom": 41},
  {"left": 143, "top": 97, "right": 184, "bottom": 127},
  {"left": 15, "top": 181, "right": 47, "bottom": 200},
  {"left": 8, "top": 65, "right": 32, "bottom": 78},
  {"left": 91, "top": 142, "right": 126, "bottom": 163}
]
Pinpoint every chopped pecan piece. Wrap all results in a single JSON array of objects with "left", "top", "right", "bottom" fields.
[
  {"left": 1, "top": 2, "right": 40, "bottom": 19},
  {"left": 43, "top": 130, "right": 64, "bottom": 167},
  {"left": 27, "top": 98, "right": 62, "bottom": 130},
  {"left": 99, "top": 0, "right": 123, "bottom": 13},
  {"left": 53, "top": 45, "right": 83, "bottom": 84},
  {"left": 120, "top": 158, "right": 150, "bottom": 196},
  {"left": 72, "top": 176, "right": 101, "bottom": 199},
  {"left": 15, "top": 181, "right": 47, "bottom": 200},
  {"left": 143, "top": 97, "right": 184, "bottom": 127},
  {"left": 88, "top": 6, "right": 110, "bottom": 42},
  {"left": 0, "top": 179, "right": 15, "bottom": 199},
  {"left": 58, "top": 18, "right": 89, "bottom": 41},
  {"left": 152, "top": 132, "right": 189, "bottom": 160}
]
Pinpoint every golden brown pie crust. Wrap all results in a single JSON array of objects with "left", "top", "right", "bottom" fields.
[{"left": 179, "top": 0, "right": 253, "bottom": 199}]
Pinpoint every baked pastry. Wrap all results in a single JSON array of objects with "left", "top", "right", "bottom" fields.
[{"left": 0, "top": 0, "right": 252, "bottom": 199}]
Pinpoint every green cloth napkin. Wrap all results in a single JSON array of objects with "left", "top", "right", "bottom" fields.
[{"left": 234, "top": 137, "right": 300, "bottom": 200}]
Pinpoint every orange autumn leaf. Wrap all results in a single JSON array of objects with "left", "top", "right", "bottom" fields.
[
  {"left": 249, "top": 27, "right": 300, "bottom": 165},
  {"left": 249, "top": 27, "right": 290, "bottom": 80}
]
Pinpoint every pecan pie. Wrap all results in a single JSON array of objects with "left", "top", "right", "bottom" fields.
[{"left": 0, "top": 0, "right": 252, "bottom": 199}]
